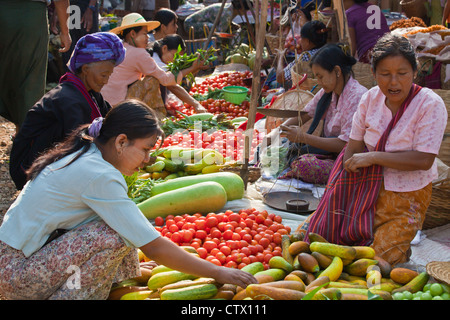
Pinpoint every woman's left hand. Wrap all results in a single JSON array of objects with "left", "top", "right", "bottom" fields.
[{"left": 344, "top": 152, "right": 375, "bottom": 173}]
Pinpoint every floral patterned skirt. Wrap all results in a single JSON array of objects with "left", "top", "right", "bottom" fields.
[
  {"left": 0, "top": 220, "right": 140, "bottom": 300},
  {"left": 126, "top": 76, "right": 167, "bottom": 120}
]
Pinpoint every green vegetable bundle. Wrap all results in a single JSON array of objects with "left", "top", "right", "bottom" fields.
[
  {"left": 160, "top": 112, "right": 235, "bottom": 136},
  {"left": 166, "top": 45, "right": 218, "bottom": 80}
]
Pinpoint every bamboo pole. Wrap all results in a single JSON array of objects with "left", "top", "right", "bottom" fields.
[{"left": 240, "top": 0, "right": 268, "bottom": 189}]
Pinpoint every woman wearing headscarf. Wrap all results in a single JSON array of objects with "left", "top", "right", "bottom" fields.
[{"left": 9, "top": 32, "right": 126, "bottom": 190}]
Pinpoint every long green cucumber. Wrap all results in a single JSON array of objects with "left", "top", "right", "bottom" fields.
[
  {"left": 138, "top": 181, "right": 227, "bottom": 219},
  {"left": 149, "top": 172, "right": 244, "bottom": 201},
  {"left": 160, "top": 283, "right": 218, "bottom": 300}
]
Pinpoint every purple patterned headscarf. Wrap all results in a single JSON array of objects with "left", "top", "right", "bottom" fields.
[{"left": 67, "top": 32, "right": 126, "bottom": 73}]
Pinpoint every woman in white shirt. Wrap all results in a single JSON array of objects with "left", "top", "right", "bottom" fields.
[{"left": 0, "top": 100, "right": 256, "bottom": 300}]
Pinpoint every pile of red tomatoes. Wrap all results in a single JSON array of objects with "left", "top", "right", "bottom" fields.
[
  {"left": 189, "top": 71, "right": 253, "bottom": 95},
  {"left": 160, "top": 129, "right": 263, "bottom": 162},
  {"left": 166, "top": 71, "right": 254, "bottom": 120},
  {"left": 154, "top": 209, "right": 292, "bottom": 269}
]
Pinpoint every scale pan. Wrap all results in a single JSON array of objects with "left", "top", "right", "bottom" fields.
[{"left": 263, "top": 191, "right": 319, "bottom": 215}]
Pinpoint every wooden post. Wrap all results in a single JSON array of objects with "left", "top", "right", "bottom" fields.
[{"left": 240, "top": 0, "right": 268, "bottom": 189}]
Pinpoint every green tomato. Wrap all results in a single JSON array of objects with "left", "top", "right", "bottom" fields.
[
  {"left": 413, "top": 296, "right": 421, "bottom": 300},
  {"left": 413, "top": 291, "right": 423, "bottom": 299},
  {"left": 429, "top": 283, "right": 444, "bottom": 296},
  {"left": 441, "top": 292, "right": 450, "bottom": 300},
  {"left": 402, "top": 291, "right": 413, "bottom": 300},
  {"left": 441, "top": 283, "right": 450, "bottom": 293},
  {"left": 423, "top": 283, "right": 432, "bottom": 292},
  {"left": 393, "top": 292, "right": 404, "bottom": 300},
  {"left": 420, "top": 292, "right": 433, "bottom": 300},
  {"left": 432, "top": 295, "right": 444, "bottom": 300}
]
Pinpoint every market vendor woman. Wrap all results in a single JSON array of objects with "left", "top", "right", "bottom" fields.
[
  {"left": 302, "top": 34, "right": 447, "bottom": 265},
  {"left": 0, "top": 100, "right": 257, "bottom": 300},
  {"left": 271, "top": 43, "right": 368, "bottom": 184},
  {"left": 101, "top": 13, "right": 208, "bottom": 118},
  {"left": 9, "top": 32, "right": 125, "bottom": 190}
]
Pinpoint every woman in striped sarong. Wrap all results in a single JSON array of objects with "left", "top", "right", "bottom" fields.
[{"left": 298, "top": 34, "right": 448, "bottom": 266}]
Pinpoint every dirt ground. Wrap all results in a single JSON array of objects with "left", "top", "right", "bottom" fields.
[
  {"left": 0, "top": 116, "right": 19, "bottom": 219},
  {"left": 0, "top": 116, "right": 19, "bottom": 300}
]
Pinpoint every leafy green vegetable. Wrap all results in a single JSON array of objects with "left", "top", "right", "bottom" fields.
[
  {"left": 166, "top": 45, "right": 218, "bottom": 82},
  {"left": 160, "top": 112, "right": 235, "bottom": 136},
  {"left": 124, "top": 172, "right": 160, "bottom": 204}
]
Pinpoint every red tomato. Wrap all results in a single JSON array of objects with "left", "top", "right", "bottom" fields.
[
  {"left": 195, "top": 229, "right": 207, "bottom": 241},
  {"left": 215, "top": 252, "right": 226, "bottom": 265},
  {"left": 220, "top": 245, "right": 231, "bottom": 256},
  {"left": 154, "top": 216, "right": 164, "bottom": 226},
  {"left": 222, "top": 229, "right": 233, "bottom": 241},
  {"left": 171, "top": 232, "right": 182, "bottom": 243},
  {"left": 228, "top": 213, "right": 241, "bottom": 223},
  {"left": 181, "top": 230, "right": 193, "bottom": 243},
  {"left": 194, "top": 219, "right": 206, "bottom": 230},
  {"left": 205, "top": 216, "right": 218, "bottom": 228},
  {"left": 225, "top": 261, "right": 238, "bottom": 268},
  {"left": 203, "top": 241, "right": 218, "bottom": 252},
  {"left": 210, "top": 228, "right": 222, "bottom": 239}
]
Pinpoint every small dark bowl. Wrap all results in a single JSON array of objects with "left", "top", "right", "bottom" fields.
[{"left": 286, "top": 199, "right": 310, "bottom": 212}]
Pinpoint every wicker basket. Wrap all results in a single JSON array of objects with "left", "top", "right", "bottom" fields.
[
  {"left": 423, "top": 177, "right": 450, "bottom": 230},
  {"left": 265, "top": 34, "right": 287, "bottom": 53},
  {"left": 399, "top": 0, "right": 428, "bottom": 21},
  {"left": 426, "top": 261, "right": 450, "bottom": 285},
  {"left": 220, "top": 166, "right": 261, "bottom": 183}
]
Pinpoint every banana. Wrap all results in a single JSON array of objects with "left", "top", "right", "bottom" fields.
[{"left": 318, "top": 256, "right": 343, "bottom": 282}]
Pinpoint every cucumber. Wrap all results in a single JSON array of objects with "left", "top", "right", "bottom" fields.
[
  {"left": 160, "top": 283, "right": 218, "bottom": 300},
  {"left": 149, "top": 172, "right": 244, "bottom": 201},
  {"left": 230, "top": 116, "right": 248, "bottom": 124},
  {"left": 187, "top": 113, "right": 215, "bottom": 122},
  {"left": 147, "top": 270, "right": 197, "bottom": 290},
  {"left": 138, "top": 181, "right": 228, "bottom": 219}
]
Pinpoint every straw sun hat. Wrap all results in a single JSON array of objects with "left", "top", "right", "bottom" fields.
[{"left": 110, "top": 13, "right": 160, "bottom": 35}]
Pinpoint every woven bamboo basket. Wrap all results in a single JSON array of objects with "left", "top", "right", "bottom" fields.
[
  {"left": 426, "top": 261, "right": 450, "bottom": 285},
  {"left": 352, "top": 62, "right": 377, "bottom": 89},
  {"left": 264, "top": 88, "right": 315, "bottom": 133},
  {"left": 399, "top": 0, "right": 428, "bottom": 21},
  {"left": 265, "top": 34, "right": 287, "bottom": 53},
  {"left": 220, "top": 166, "right": 261, "bottom": 183},
  {"left": 423, "top": 177, "right": 450, "bottom": 229}
]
